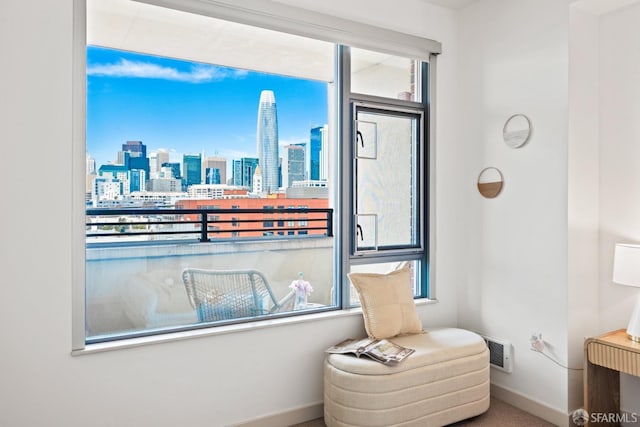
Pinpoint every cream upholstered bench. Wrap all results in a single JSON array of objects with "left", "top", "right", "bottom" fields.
[
  {"left": 323, "top": 327, "right": 490, "bottom": 427},
  {"left": 324, "top": 265, "right": 490, "bottom": 427}
]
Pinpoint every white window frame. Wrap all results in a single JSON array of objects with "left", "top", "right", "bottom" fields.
[{"left": 72, "top": 0, "right": 440, "bottom": 352}]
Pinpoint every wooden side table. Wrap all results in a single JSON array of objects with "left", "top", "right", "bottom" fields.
[{"left": 584, "top": 329, "right": 640, "bottom": 427}]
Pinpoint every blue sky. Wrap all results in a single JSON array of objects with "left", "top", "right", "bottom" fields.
[{"left": 86, "top": 46, "right": 329, "bottom": 169}]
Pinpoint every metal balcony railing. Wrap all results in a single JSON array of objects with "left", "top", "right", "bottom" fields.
[{"left": 86, "top": 207, "right": 333, "bottom": 243}]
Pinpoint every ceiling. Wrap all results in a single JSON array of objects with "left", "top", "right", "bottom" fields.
[
  {"left": 420, "top": 0, "right": 640, "bottom": 13},
  {"left": 573, "top": 0, "right": 640, "bottom": 14},
  {"left": 87, "top": 0, "right": 335, "bottom": 81},
  {"left": 417, "top": 0, "right": 478, "bottom": 9}
]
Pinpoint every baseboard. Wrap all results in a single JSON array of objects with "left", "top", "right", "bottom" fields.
[
  {"left": 228, "top": 401, "right": 323, "bottom": 427},
  {"left": 491, "top": 383, "right": 569, "bottom": 427},
  {"left": 230, "top": 385, "right": 570, "bottom": 427}
]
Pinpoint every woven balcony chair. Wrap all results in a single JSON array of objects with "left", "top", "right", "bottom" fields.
[{"left": 182, "top": 268, "right": 295, "bottom": 322}]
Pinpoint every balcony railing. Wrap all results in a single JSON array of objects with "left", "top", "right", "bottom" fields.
[{"left": 86, "top": 207, "right": 334, "bottom": 243}]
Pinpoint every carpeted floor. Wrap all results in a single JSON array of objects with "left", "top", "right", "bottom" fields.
[{"left": 291, "top": 397, "right": 556, "bottom": 427}]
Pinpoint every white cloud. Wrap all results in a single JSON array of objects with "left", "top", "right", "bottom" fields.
[{"left": 87, "top": 58, "right": 247, "bottom": 83}]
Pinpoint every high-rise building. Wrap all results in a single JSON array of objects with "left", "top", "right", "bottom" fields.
[
  {"left": 149, "top": 152, "right": 159, "bottom": 179},
  {"left": 319, "top": 124, "right": 329, "bottom": 181},
  {"left": 161, "top": 162, "right": 181, "bottom": 179},
  {"left": 149, "top": 149, "right": 169, "bottom": 179},
  {"left": 147, "top": 178, "right": 182, "bottom": 192},
  {"left": 129, "top": 156, "right": 150, "bottom": 178},
  {"left": 98, "top": 164, "right": 128, "bottom": 180},
  {"left": 205, "top": 168, "right": 221, "bottom": 185},
  {"left": 252, "top": 165, "right": 263, "bottom": 194},
  {"left": 309, "top": 125, "right": 329, "bottom": 181},
  {"left": 157, "top": 148, "right": 169, "bottom": 167},
  {"left": 232, "top": 157, "right": 259, "bottom": 191},
  {"left": 129, "top": 169, "right": 146, "bottom": 192},
  {"left": 231, "top": 157, "right": 258, "bottom": 190},
  {"left": 86, "top": 154, "right": 97, "bottom": 200},
  {"left": 122, "top": 140, "right": 146, "bottom": 157},
  {"left": 92, "top": 177, "right": 123, "bottom": 205},
  {"left": 86, "top": 153, "right": 96, "bottom": 174},
  {"left": 256, "top": 90, "right": 279, "bottom": 192},
  {"left": 287, "top": 144, "right": 306, "bottom": 186},
  {"left": 204, "top": 156, "right": 227, "bottom": 185},
  {"left": 183, "top": 154, "right": 202, "bottom": 190},
  {"left": 119, "top": 140, "right": 150, "bottom": 179},
  {"left": 309, "top": 127, "right": 322, "bottom": 181}
]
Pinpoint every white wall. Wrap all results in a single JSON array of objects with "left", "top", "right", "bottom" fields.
[
  {"left": 597, "top": 0, "right": 640, "bottom": 342},
  {"left": 457, "top": 0, "right": 571, "bottom": 416},
  {"left": 0, "top": 1, "right": 461, "bottom": 426},
  {"left": 567, "top": 3, "right": 600, "bottom": 413},
  {"left": 596, "top": 2, "right": 640, "bottom": 417}
]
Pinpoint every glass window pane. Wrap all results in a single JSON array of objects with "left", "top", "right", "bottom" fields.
[
  {"left": 85, "top": 0, "right": 336, "bottom": 342},
  {"left": 354, "top": 106, "right": 420, "bottom": 251},
  {"left": 86, "top": 237, "right": 334, "bottom": 340},
  {"left": 351, "top": 47, "right": 421, "bottom": 101}
]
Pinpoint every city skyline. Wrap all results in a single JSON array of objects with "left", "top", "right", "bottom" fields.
[{"left": 86, "top": 46, "right": 329, "bottom": 171}]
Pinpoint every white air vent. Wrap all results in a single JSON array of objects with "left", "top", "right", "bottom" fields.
[{"left": 481, "top": 335, "right": 513, "bottom": 373}]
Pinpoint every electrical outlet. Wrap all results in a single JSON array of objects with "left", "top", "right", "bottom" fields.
[{"left": 530, "top": 332, "right": 544, "bottom": 352}]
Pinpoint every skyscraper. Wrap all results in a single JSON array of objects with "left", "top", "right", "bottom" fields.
[
  {"left": 309, "top": 125, "right": 329, "bottom": 181},
  {"left": 86, "top": 153, "right": 96, "bottom": 175},
  {"left": 252, "top": 165, "right": 263, "bottom": 194},
  {"left": 129, "top": 169, "right": 146, "bottom": 192},
  {"left": 162, "top": 162, "right": 181, "bottom": 179},
  {"left": 256, "top": 90, "right": 279, "bottom": 193},
  {"left": 287, "top": 143, "right": 306, "bottom": 186},
  {"left": 183, "top": 153, "right": 202, "bottom": 190},
  {"left": 119, "top": 140, "right": 149, "bottom": 180},
  {"left": 309, "top": 126, "right": 322, "bottom": 181},
  {"left": 319, "top": 124, "right": 329, "bottom": 181},
  {"left": 232, "top": 157, "right": 259, "bottom": 191},
  {"left": 122, "top": 140, "right": 146, "bottom": 158},
  {"left": 149, "top": 149, "right": 169, "bottom": 179},
  {"left": 204, "top": 156, "right": 227, "bottom": 185}
]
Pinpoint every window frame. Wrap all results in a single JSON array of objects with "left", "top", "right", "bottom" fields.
[
  {"left": 351, "top": 100, "right": 425, "bottom": 256},
  {"left": 337, "top": 47, "right": 435, "bottom": 305},
  {"left": 72, "top": 0, "right": 440, "bottom": 351}
]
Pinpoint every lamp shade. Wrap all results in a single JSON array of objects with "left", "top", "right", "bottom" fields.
[{"left": 613, "top": 244, "right": 640, "bottom": 288}]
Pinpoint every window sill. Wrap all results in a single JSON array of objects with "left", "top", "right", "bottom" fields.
[{"left": 72, "top": 298, "right": 436, "bottom": 356}]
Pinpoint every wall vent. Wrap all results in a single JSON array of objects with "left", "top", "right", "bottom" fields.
[{"left": 481, "top": 335, "right": 513, "bottom": 373}]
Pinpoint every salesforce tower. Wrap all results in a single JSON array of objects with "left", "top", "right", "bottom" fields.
[{"left": 256, "top": 90, "right": 279, "bottom": 193}]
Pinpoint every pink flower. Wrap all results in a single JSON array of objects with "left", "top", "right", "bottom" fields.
[{"left": 290, "top": 278, "right": 313, "bottom": 296}]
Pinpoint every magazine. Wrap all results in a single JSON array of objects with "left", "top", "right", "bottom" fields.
[{"left": 326, "top": 337, "right": 415, "bottom": 364}]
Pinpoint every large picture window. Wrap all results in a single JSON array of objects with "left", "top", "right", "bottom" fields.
[{"left": 76, "top": 0, "right": 438, "bottom": 348}]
